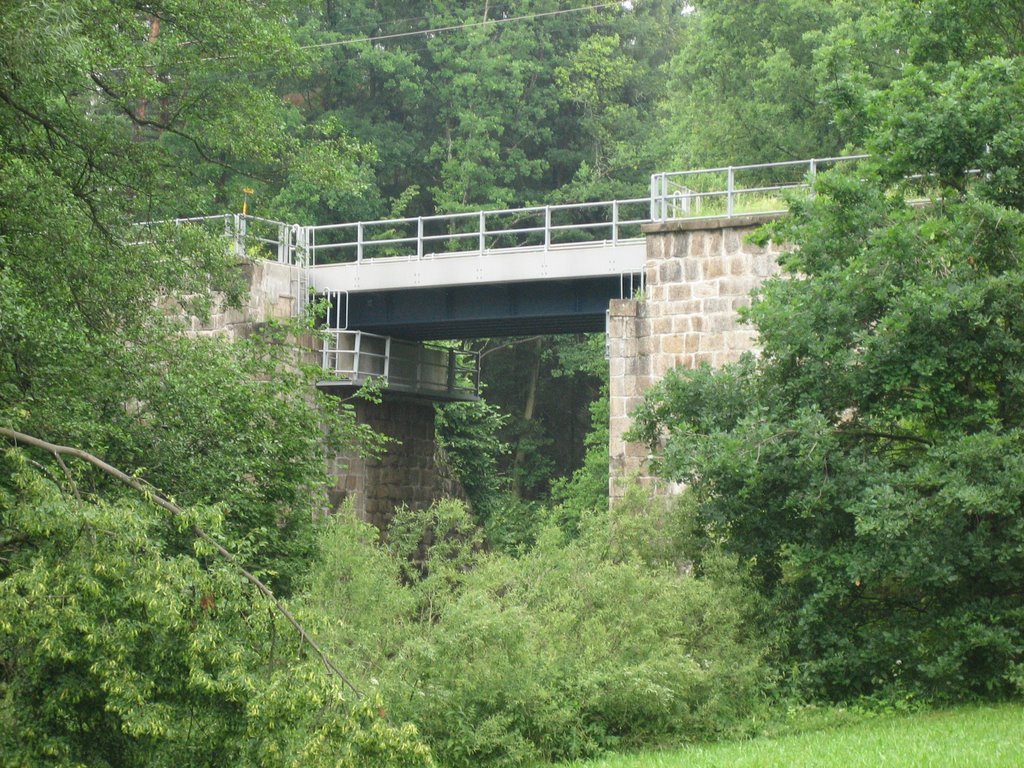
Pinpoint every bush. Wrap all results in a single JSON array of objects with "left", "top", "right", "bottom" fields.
[
  {"left": 303, "top": 497, "right": 772, "bottom": 767},
  {"left": 0, "top": 455, "right": 433, "bottom": 768}
]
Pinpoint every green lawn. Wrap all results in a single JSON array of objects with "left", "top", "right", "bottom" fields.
[{"left": 555, "top": 703, "right": 1024, "bottom": 768}]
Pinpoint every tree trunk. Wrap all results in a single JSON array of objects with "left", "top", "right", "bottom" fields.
[{"left": 511, "top": 337, "right": 542, "bottom": 496}]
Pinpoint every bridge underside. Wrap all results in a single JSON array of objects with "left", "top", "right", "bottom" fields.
[{"left": 332, "top": 275, "right": 641, "bottom": 340}]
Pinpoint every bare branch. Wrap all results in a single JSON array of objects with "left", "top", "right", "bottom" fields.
[{"left": 53, "top": 453, "right": 82, "bottom": 502}]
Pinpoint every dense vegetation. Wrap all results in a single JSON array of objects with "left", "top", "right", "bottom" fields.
[
  {"left": 2, "top": 0, "right": 1022, "bottom": 765},
  {"left": 302, "top": 500, "right": 770, "bottom": 767},
  {"left": 631, "top": 0, "right": 1024, "bottom": 701}
]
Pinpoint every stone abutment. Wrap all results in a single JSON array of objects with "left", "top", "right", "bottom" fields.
[
  {"left": 607, "top": 215, "right": 788, "bottom": 503},
  {"left": 327, "top": 398, "right": 465, "bottom": 528}
]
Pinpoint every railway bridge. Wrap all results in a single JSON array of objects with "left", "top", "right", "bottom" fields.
[{"left": 159, "top": 157, "right": 858, "bottom": 521}]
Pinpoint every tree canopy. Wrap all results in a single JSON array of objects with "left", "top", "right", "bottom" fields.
[
  {"left": 0, "top": 1, "right": 424, "bottom": 762},
  {"left": 632, "top": 2, "right": 1024, "bottom": 698}
]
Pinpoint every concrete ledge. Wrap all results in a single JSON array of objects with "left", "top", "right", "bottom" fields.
[{"left": 642, "top": 213, "right": 783, "bottom": 234}]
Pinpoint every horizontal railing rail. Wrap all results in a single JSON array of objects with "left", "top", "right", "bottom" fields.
[
  {"left": 649, "top": 155, "right": 870, "bottom": 221},
  {"left": 131, "top": 213, "right": 302, "bottom": 265},
  {"left": 305, "top": 197, "right": 651, "bottom": 266},
  {"left": 321, "top": 329, "right": 479, "bottom": 398},
  {"left": 132, "top": 156, "right": 883, "bottom": 271}
]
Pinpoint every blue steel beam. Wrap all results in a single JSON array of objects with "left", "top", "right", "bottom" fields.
[{"left": 332, "top": 275, "right": 640, "bottom": 341}]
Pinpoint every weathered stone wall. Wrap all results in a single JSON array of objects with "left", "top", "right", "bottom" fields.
[
  {"left": 328, "top": 398, "right": 466, "bottom": 529},
  {"left": 181, "top": 256, "right": 321, "bottom": 381},
  {"left": 187, "top": 258, "right": 300, "bottom": 340},
  {"left": 608, "top": 215, "right": 788, "bottom": 502}
]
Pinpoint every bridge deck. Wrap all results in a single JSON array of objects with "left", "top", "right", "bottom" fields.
[{"left": 307, "top": 239, "right": 646, "bottom": 294}]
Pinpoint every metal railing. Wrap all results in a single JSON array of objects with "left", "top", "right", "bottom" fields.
[
  {"left": 131, "top": 213, "right": 311, "bottom": 316},
  {"left": 133, "top": 156, "right": 878, "bottom": 273},
  {"left": 321, "top": 329, "right": 479, "bottom": 398},
  {"left": 305, "top": 198, "right": 651, "bottom": 266},
  {"left": 131, "top": 213, "right": 305, "bottom": 264},
  {"left": 649, "top": 155, "right": 870, "bottom": 221}
]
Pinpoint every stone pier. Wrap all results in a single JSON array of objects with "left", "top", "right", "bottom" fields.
[
  {"left": 327, "top": 398, "right": 465, "bottom": 529},
  {"left": 608, "top": 215, "right": 788, "bottom": 503}
]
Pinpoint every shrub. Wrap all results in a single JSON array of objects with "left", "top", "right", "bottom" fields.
[{"left": 303, "top": 497, "right": 771, "bottom": 767}]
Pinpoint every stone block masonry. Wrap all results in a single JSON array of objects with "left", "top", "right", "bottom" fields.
[
  {"left": 328, "top": 399, "right": 466, "bottom": 530},
  {"left": 186, "top": 258, "right": 300, "bottom": 341},
  {"left": 608, "top": 215, "right": 788, "bottom": 503}
]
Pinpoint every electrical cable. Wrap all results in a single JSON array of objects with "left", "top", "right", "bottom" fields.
[{"left": 299, "top": 2, "right": 624, "bottom": 51}]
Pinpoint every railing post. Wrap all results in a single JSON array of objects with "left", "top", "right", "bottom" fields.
[
  {"left": 417, "top": 216, "right": 424, "bottom": 259},
  {"left": 726, "top": 167, "right": 735, "bottom": 217},
  {"left": 233, "top": 214, "right": 246, "bottom": 258},
  {"left": 384, "top": 336, "right": 391, "bottom": 381},
  {"left": 611, "top": 201, "right": 619, "bottom": 245},
  {"left": 291, "top": 224, "right": 302, "bottom": 266},
  {"left": 478, "top": 211, "right": 486, "bottom": 254},
  {"left": 544, "top": 206, "right": 551, "bottom": 250},
  {"left": 357, "top": 222, "right": 364, "bottom": 263},
  {"left": 292, "top": 224, "right": 309, "bottom": 319},
  {"left": 353, "top": 332, "right": 362, "bottom": 378},
  {"left": 447, "top": 349, "right": 456, "bottom": 392}
]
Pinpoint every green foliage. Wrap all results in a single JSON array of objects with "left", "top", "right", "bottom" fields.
[
  {"left": 479, "top": 334, "right": 607, "bottom": 504},
  {"left": 298, "top": 1, "right": 688, "bottom": 213},
  {"left": 303, "top": 499, "right": 772, "bottom": 768},
  {"left": 0, "top": 452, "right": 432, "bottom": 767},
  {"left": 435, "top": 398, "right": 510, "bottom": 522},
  {"left": 635, "top": 0, "right": 1024, "bottom": 703},
  {"left": 631, "top": 160, "right": 1024, "bottom": 698},
  {"left": 0, "top": 0, "right": 387, "bottom": 593},
  {"left": 660, "top": 0, "right": 855, "bottom": 167},
  {"left": 868, "top": 56, "right": 1024, "bottom": 209},
  {"left": 550, "top": 391, "right": 610, "bottom": 534},
  {"left": 265, "top": 116, "right": 382, "bottom": 224},
  {"left": 478, "top": 494, "right": 549, "bottom": 552},
  {"left": 0, "top": 1, "right": 418, "bottom": 760}
]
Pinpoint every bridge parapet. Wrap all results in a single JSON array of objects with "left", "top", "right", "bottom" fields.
[{"left": 319, "top": 329, "right": 479, "bottom": 401}]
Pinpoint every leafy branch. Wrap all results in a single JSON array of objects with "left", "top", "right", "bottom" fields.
[{"left": 0, "top": 426, "right": 363, "bottom": 699}]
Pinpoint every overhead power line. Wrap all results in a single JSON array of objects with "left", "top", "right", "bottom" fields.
[{"left": 299, "top": 2, "right": 625, "bottom": 51}]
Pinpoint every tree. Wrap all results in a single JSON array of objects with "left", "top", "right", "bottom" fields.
[
  {"left": 295, "top": 0, "right": 689, "bottom": 215},
  {"left": 631, "top": 48, "right": 1024, "bottom": 697},
  {"left": 0, "top": 437, "right": 432, "bottom": 766},
  {"left": 477, "top": 334, "right": 606, "bottom": 504},
  {"left": 0, "top": 0, "right": 384, "bottom": 589},
  {"left": 1, "top": 1, "right": 426, "bottom": 761},
  {"left": 659, "top": 0, "right": 859, "bottom": 168}
]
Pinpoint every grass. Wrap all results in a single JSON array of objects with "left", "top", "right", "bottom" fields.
[
  {"left": 553, "top": 703, "right": 1024, "bottom": 768},
  {"left": 663, "top": 191, "right": 792, "bottom": 219}
]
